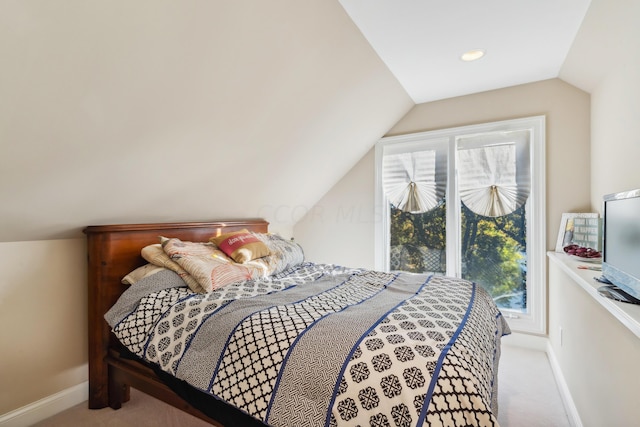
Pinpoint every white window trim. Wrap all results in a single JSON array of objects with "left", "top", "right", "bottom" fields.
[{"left": 375, "top": 116, "right": 546, "bottom": 335}]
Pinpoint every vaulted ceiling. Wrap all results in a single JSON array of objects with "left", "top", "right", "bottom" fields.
[
  {"left": 339, "top": 0, "right": 592, "bottom": 103},
  {"left": 0, "top": 0, "right": 603, "bottom": 243}
]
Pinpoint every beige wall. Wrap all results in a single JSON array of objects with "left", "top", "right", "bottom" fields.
[
  {"left": 295, "top": 78, "right": 591, "bottom": 265},
  {"left": 0, "top": 0, "right": 411, "bottom": 243},
  {"left": 560, "top": 0, "right": 640, "bottom": 208},
  {"left": 548, "top": 259, "right": 640, "bottom": 426},
  {"left": 294, "top": 149, "right": 377, "bottom": 269},
  {"left": 589, "top": 63, "right": 640, "bottom": 204},
  {"left": 0, "top": 239, "right": 87, "bottom": 414}
]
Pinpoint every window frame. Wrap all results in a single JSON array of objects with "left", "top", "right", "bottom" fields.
[{"left": 375, "top": 116, "right": 546, "bottom": 334}]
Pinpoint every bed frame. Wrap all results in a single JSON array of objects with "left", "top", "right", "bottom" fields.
[{"left": 83, "top": 219, "right": 269, "bottom": 425}]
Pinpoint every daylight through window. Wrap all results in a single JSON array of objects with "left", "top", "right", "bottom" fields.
[{"left": 375, "top": 117, "right": 546, "bottom": 334}]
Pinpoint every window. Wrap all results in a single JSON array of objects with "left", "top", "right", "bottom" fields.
[{"left": 375, "top": 117, "right": 546, "bottom": 334}]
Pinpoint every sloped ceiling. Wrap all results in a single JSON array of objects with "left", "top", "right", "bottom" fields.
[
  {"left": 340, "top": 0, "right": 592, "bottom": 104},
  {"left": 0, "top": 1, "right": 413, "bottom": 242},
  {"left": 560, "top": 0, "right": 640, "bottom": 93}
]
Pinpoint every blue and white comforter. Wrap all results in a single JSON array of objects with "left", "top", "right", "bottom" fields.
[{"left": 106, "top": 263, "right": 510, "bottom": 427}]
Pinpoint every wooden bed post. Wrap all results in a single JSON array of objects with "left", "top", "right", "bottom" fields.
[{"left": 84, "top": 228, "right": 131, "bottom": 408}]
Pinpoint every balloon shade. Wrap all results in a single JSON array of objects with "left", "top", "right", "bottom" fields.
[
  {"left": 458, "top": 144, "right": 529, "bottom": 217},
  {"left": 382, "top": 150, "right": 444, "bottom": 214}
]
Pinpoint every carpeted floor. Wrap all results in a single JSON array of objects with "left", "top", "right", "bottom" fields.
[
  {"left": 32, "top": 344, "right": 570, "bottom": 427},
  {"left": 497, "top": 344, "right": 571, "bottom": 426}
]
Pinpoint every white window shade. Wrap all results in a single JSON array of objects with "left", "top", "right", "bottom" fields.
[
  {"left": 457, "top": 131, "right": 530, "bottom": 217},
  {"left": 382, "top": 150, "right": 445, "bottom": 214}
]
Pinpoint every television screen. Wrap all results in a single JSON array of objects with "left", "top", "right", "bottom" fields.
[{"left": 602, "top": 189, "right": 640, "bottom": 300}]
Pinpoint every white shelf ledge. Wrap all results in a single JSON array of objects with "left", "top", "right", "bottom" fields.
[{"left": 548, "top": 252, "right": 640, "bottom": 339}]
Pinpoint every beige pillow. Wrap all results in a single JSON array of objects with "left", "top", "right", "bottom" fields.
[
  {"left": 141, "top": 244, "right": 204, "bottom": 293},
  {"left": 161, "top": 237, "right": 260, "bottom": 293},
  {"left": 209, "top": 229, "right": 270, "bottom": 263},
  {"left": 121, "top": 263, "right": 166, "bottom": 285}
]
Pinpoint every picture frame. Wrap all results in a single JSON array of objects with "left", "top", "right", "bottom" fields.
[{"left": 555, "top": 212, "right": 599, "bottom": 252}]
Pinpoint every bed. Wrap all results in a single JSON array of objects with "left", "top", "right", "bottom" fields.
[{"left": 85, "top": 219, "right": 510, "bottom": 427}]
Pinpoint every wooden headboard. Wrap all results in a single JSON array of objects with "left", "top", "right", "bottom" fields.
[{"left": 83, "top": 219, "right": 269, "bottom": 411}]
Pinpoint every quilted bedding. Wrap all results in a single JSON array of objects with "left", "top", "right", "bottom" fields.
[{"left": 106, "top": 263, "right": 510, "bottom": 427}]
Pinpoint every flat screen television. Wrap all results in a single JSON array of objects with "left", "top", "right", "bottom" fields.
[{"left": 601, "top": 189, "right": 640, "bottom": 300}]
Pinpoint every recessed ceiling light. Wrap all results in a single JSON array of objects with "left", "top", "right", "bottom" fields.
[{"left": 461, "top": 49, "right": 485, "bottom": 62}]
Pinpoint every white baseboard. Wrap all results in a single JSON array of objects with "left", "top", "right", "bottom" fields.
[
  {"left": 545, "top": 342, "right": 583, "bottom": 427},
  {"left": 0, "top": 382, "right": 88, "bottom": 427}
]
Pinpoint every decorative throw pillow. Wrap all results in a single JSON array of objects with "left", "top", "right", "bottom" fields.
[{"left": 210, "top": 229, "right": 270, "bottom": 263}]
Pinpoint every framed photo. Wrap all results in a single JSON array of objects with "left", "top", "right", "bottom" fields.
[{"left": 555, "top": 212, "right": 599, "bottom": 252}]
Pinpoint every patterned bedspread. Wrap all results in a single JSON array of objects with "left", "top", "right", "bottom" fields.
[{"left": 106, "top": 263, "right": 510, "bottom": 427}]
